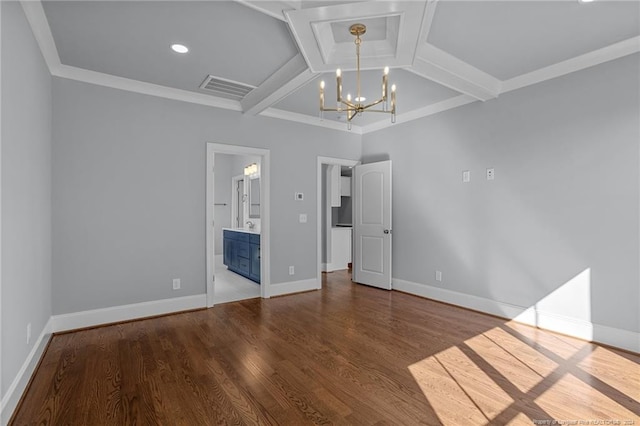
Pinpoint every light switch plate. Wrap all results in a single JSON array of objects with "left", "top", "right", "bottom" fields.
[
  {"left": 462, "top": 170, "right": 471, "bottom": 183},
  {"left": 295, "top": 192, "right": 304, "bottom": 201},
  {"left": 299, "top": 213, "right": 307, "bottom": 223}
]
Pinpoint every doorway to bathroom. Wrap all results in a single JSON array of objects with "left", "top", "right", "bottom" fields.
[{"left": 206, "top": 143, "right": 270, "bottom": 307}]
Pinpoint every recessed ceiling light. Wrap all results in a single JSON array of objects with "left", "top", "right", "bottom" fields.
[
  {"left": 171, "top": 44, "right": 189, "bottom": 54},
  {"left": 579, "top": 0, "right": 595, "bottom": 3}
]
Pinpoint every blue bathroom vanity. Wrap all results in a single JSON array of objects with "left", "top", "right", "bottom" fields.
[{"left": 223, "top": 229, "right": 261, "bottom": 283}]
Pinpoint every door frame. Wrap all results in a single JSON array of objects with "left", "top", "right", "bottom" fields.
[
  {"left": 206, "top": 143, "right": 271, "bottom": 307},
  {"left": 316, "top": 156, "right": 359, "bottom": 288}
]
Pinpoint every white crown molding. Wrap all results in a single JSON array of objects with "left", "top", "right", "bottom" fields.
[
  {"left": 21, "top": 0, "right": 640, "bottom": 136},
  {"left": 260, "top": 107, "right": 363, "bottom": 134},
  {"left": 242, "top": 54, "right": 316, "bottom": 115},
  {"left": 393, "top": 278, "right": 640, "bottom": 353},
  {"left": 20, "top": 0, "right": 62, "bottom": 74},
  {"left": 501, "top": 35, "right": 640, "bottom": 94},
  {"left": 361, "top": 94, "right": 477, "bottom": 134},
  {"left": 411, "top": 44, "right": 502, "bottom": 101}
]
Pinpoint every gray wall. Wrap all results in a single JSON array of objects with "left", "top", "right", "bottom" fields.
[
  {"left": 362, "top": 54, "right": 639, "bottom": 334},
  {"left": 1, "top": 0, "right": 53, "bottom": 400},
  {"left": 52, "top": 78, "right": 361, "bottom": 314}
]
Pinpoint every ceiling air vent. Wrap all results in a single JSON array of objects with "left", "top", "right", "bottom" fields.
[{"left": 199, "top": 75, "right": 255, "bottom": 100}]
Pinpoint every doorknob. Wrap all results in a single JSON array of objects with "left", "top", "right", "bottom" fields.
[{"left": 384, "top": 229, "right": 392, "bottom": 234}]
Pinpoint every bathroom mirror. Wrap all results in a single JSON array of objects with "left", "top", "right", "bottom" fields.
[{"left": 248, "top": 176, "right": 260, "bottom": 218}]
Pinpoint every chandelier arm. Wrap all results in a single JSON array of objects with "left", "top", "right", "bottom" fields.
[
  {"left": 357, "top": 109, "right": 393, "bottom": 114},
  {"left": 362, "top": 98, "right": 385, "bottom": 110},
  {"left": 341, "top": 100, "right": 358, "bottom": 110},
  {"left": 347, "top": 109, "right": 358, "bottom": 121}
]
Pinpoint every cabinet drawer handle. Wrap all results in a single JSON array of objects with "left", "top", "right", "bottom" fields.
[{"left": 383, "top": 229, "right": 392, "bottom": 234}]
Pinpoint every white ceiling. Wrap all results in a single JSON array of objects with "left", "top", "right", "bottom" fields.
[{"left": 25, "top": 0, "right": 640, "bottom": 134}]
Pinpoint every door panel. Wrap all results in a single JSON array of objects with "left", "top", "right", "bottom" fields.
[
  {"left": 361, "top": 173, "right": 384, "bottom": 224},
  {"left": 361, "top": 236, "right": 384, "bottom": 273},
  {"left": 353, "top": 161, "right": 392, "bottom": 290}
]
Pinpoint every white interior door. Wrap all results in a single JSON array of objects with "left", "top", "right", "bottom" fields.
[{"left": 353, "top": 160, "right": 392, "bottom": 290}]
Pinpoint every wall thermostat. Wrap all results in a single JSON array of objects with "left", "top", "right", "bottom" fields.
[{"left": 295, "top": 192, "right": 304, "bottom": 201}]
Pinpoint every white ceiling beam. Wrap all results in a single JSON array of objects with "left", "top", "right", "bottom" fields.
[
  {"left": 57, "top": 65, "right": 243, "bottom": 111},
  {"left": 410, "top": 44, "right": 502, "bottom": 101},
  {"left": 20, "top": 0, "right": 62, "bottom": 74},
  {"left": 501, "top": 36, "right": 640, "bottom": 94},
  {"left": 234, "top": 0, "right": 299, "bottom": 22},
  {"left": 241, "top": 54, "right": 316, "bottom": 116},
  {"left": 416, "top": 0, "right": 439, "bottom": 51}
]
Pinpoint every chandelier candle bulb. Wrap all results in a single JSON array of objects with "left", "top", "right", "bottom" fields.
[
  {"left": 391, "top": 84, "right": 397, "bottom": 122},
  {"left": 383, "top": 66, "right": 389, "bottom": 99},
  {"left": 391, "top": 84, "right": 396, "bottom": 110},
  {"left": 319, "top": 80, "right": 325, "bottom": 111}
]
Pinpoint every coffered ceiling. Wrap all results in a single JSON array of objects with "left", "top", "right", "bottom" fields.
[{"left": 22, "top": 0, "right": 640, "bottom": 134}]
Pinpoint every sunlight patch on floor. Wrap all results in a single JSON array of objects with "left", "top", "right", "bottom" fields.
[
  {"left": 409, "top": 346, "right": 515, "bottom": 425},
  {"left": 506, "top": 412, "right": 536, "bottom": 425},
  {"left": 577, "top": 346, "right": 640, "bottom": 401},
  {"left": 503, "top": 320, "right": 588, "bottom": 360},
  {"left": 534, "top": 372, "right": 638, "bottom": 421},
  {"left": 481, "top": 326, "right": 559, "bottom": 377},
  {"left": 465, "top": 331, "right": 544, "bottom": 394}
]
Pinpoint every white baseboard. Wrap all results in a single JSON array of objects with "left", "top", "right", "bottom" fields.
[
  {"left": 592, "top": 323, "right": 640, "bottom": 352},
  {"left": 325, "top": 262, "right": 349, "bottom": 273},
  {"left": 393, "top": 278, "right": 639, "bottom": 353},
  {"left": 1, "top": 317, "right": 53, "bottom": 425},
  {"left": 52, "top": 294, "right": 207, "bottom": 333},
  {"left": 267, "top": 278, "right": 319, "bottom": 298}
]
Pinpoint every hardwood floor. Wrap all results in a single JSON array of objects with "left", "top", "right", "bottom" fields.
[{"left": 11, "top": 270, "right": 640, "bottom": 425}]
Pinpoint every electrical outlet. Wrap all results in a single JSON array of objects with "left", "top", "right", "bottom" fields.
[
  {"left": 289, "top": 266, "right": 295, "bottom": 275},
  {"left": 172, "top": 278, "right": 181, "bottom": 290},
  {"left": 486, "top": 168, "right": 495, "bottom": 180},
  {"left": 435, "top": 270, "right": 442, "bottom": 282},
  {"left": 462, "top": 170, "right": 471, "bottom": 183},
  {"left": 27, "top": 323, "right": 31, "bottom": 345},
  {"left": 299, "top": 214, "right": 307, "bottom": 223}
]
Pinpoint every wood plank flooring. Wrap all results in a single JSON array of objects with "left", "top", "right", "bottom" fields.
[{"left": 11, "top": 270, "right": 640, "bottom": 425}]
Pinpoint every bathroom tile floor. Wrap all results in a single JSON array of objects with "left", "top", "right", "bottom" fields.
[{"left": 213, "top": 256, "right": 260, "bottom": 304}]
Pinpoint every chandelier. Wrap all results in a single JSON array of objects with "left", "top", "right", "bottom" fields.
[{"left": 319, "top": 23, "right": 396, "bottom": 130}]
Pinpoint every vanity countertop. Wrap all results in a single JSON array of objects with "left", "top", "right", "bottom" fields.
[{"left": 223, "top": 227, "right": 261, "bottom": 235}]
